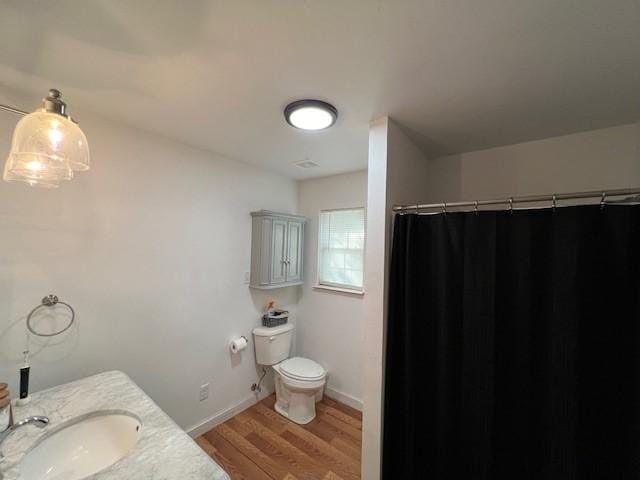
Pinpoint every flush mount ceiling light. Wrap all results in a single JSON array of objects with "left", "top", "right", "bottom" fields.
[
  {"left": 284, "top": 100, "right": 338, "bottom": 131},
  {"left": 1, "top": 89, "right": 90, "bottom": 188}
]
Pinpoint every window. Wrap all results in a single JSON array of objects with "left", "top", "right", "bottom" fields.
[{"left": 317, "top": 207, "right": 365, "bottom": 292}]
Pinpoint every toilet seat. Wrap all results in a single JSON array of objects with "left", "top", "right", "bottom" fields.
[{"left": 279, "top": 357, "right": 325, "bottom": 382}]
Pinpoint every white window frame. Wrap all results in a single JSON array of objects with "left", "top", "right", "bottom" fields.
[{"left": 315, "top": 206, "right": 366, "bottom": 295}]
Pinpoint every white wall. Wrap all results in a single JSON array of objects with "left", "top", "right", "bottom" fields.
[
  {"left": 362, "top": 117, "right": 430, "bottom": 480},
  {"left": 426, "top": 122, "right": 640, "bottom": 203},
  {"left": 0, "top": 90, "right": 299, "bottom": 432},
  {"left": 295, "top": 170, "right": 367, "bottom": 410}
]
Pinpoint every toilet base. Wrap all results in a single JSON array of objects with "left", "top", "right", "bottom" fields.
[{"left": 273, "top": 370, "right": 325, "bottom": 425}]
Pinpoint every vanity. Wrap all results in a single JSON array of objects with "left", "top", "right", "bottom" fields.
[{"left": 0, "top": 371, "right": 229, "bottom": 480}]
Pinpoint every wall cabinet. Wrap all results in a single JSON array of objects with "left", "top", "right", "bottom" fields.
[{"left": 250, "top": 211, "right": 306, "bottom": 289}]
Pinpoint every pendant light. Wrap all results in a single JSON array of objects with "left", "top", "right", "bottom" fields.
[{"left": 1, "top": 89, "right": 90, "bottom": 188}]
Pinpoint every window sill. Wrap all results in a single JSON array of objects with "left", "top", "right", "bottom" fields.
[{"left": 312, "top": 284, "right": 365, "bottom": 296}]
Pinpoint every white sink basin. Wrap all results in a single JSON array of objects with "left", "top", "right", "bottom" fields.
[{"left": 18, "top": 412, "right": 142, "bottom": 480}]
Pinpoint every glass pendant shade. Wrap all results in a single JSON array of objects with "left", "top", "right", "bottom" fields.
[
  {"left": 3, "top": 153, "right": 73, "bottom": 188},
  {"left": 3, "top": 109, "right": 90, "bottom": 188}
]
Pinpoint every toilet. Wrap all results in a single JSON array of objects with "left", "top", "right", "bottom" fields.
[{"left": 252, "top": 323, "right": 326, "bottom": 424}]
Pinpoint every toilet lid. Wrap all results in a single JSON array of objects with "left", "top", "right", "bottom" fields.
[{"left": 280, "top": 357, "right": 325, "bottom": 381}]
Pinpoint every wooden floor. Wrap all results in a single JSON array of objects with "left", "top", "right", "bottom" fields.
[{"left": 196, "top": 394, "right": 362, "bottom": 480}]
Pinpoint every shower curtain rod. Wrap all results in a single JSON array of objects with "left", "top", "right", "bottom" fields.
[{"left": 392, "top": 187, "right": 640, "bottom": 214}]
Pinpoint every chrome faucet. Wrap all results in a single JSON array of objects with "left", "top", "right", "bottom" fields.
[{"left": 0, "top": 403, "right": 49, "bottom": 463}]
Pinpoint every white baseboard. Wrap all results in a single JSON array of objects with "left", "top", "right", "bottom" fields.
[
  {"left": 186, "top": 387, "right": 273, "bottom": 438},
  {"left": 187, "top": 385, "right": 360, "bottom": 437},
  {"left": 324, "top": 386, "right": 363, "bottom": 411}
]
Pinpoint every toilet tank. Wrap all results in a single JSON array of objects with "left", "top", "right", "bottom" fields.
[{"left": 252, "top": 323, "right": 294, "bottom": 365}]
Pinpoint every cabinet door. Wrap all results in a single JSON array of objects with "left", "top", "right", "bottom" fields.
[
  {"left": 270, "top": 219, "right": 288, "bottom": 284},
  {"left": 286, "top": 220, "right": 304, "bottom": 283}
]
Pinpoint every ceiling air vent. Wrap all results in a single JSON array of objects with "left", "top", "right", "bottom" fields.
[{"left": 294, "top": 160, "right": 319, "bottom": 169}]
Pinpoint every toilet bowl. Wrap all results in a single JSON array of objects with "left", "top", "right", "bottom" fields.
[{"left": 272, "top": 357, "right": 326, "bottom": 424}]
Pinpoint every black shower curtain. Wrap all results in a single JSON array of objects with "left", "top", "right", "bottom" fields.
[{"left": 383, "top": 205, "right": 640, "bottom": 480}]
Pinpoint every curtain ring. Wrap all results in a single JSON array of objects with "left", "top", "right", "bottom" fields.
[
  {"left": 442, "top": 203, "right": 447, "bottom": 215},
  {"left": 509, "top": 197, "right": 514, "bottom": 214},
  {"left": 600, "top": 191, "right": 606, "bottom": 209},
  {"left": 474, "top": 201, "right": 479, "bottom": 215},
  {"left": 552, "top": 194, "right": 557, "bottom": 211}
]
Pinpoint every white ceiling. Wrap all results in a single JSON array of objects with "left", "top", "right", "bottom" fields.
[{"left": 1, "top": 1, "right": 639, "bottom": 179}]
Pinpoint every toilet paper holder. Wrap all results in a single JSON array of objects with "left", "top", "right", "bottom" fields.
[{"left": 229, "top": 336, "right": 249, "bottom": 354}]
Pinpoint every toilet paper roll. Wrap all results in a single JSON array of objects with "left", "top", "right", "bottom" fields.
[{"left": 229, "top": 336, "right": 248, "bottom": 354}]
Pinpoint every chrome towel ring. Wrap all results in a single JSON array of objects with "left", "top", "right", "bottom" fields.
[{"left": 26, "top": 295, "right": 75, "bottom": 337}]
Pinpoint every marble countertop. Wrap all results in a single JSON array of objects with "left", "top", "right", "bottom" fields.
[{"left": 0, "top": 371, "right": 229, "bottom": 480}]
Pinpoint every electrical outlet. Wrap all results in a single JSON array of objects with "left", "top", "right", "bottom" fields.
[
  {"left": 244, "top": 271, "right": 250, "bottom": 284},
  {"left": 199, "top": 383, "right": 209, "bottom": 402}
]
